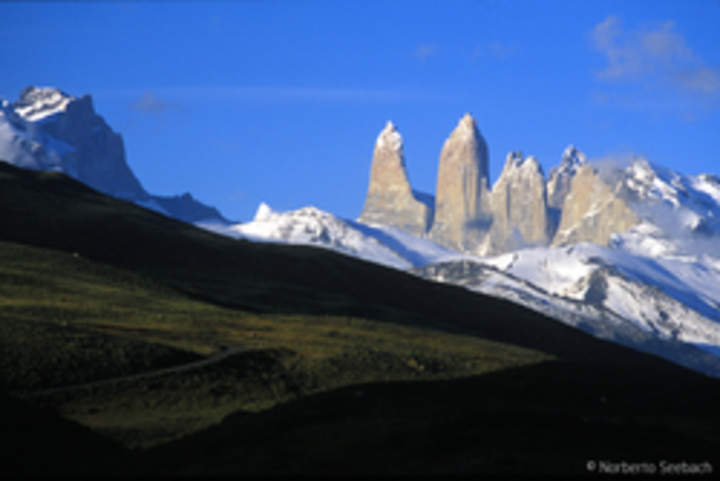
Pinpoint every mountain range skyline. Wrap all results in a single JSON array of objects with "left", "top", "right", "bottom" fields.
[
  {"left": 1, "top": 1, "right": 719, "bottom": 222},
  {"left": 3, "top": 3, "right": 720, "bottom": 475}
]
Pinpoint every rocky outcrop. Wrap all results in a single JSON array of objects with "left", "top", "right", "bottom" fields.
[
  {"left": 485, "top": 152, "right": 550, "bottom": 253},
  {"left": 552, "top": 164, "right": 638, "bottom": 246},
  {"left": 358, "top": 121, "right": 431, "bottom": 235},
  {"left": 428, "top": 113, "right": 491, "bottom": 251}
]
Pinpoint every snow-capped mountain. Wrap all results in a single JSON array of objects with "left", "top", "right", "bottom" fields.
[
  {"left": 209, "top": 199, "right": 720, "bottom": 376},
  {"left": 193, "top": 116, "right": 720, "bottom": 376},
  {"left": 205, "top": 152, "right": 720, "bottom": 377},
  {"left": 199, "top": 202, "right": 458, "bottom": 270},
  {"left": 412, "top": 258, "right": 720, "bottom": 377},
  {"left": 0, "top": 86, "right": 227, "bottom": 224},
  {"left": 614, "top": 158, "right": 720, "bottom": 248}
]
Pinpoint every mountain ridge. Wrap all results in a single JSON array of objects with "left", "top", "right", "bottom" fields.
[{"left": 0, "top": 86, "right": 228, "bottom": 224}]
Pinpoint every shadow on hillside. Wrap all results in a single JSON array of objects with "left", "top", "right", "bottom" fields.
[
  {"left": 140, "top": 359, "right": 720, "bottom": 477},
  {"left": 0, "top": 392, "right": 128, "bottom": 477}
]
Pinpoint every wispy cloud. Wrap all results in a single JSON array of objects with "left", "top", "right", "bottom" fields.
[
  {"left": 130, "top": 91, "right": 172, "bottom": 115},
  {"left": 414, "top": 44, "right": 437, "bottom": 61},
  {"left": 473, "top": 41, "right": 517, "bottom": 60},
  {"left": 591, "top": 16, "right": 720, "bottom": 95},
  {"left": 102, "top": 85, "right": 452, "bottom": 104}
]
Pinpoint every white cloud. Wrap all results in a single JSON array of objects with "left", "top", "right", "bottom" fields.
[{"left": 591, "top": 15, "right": 720, "bottom": 95}]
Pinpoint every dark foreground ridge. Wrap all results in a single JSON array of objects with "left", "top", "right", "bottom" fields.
[{"left": 145, "top": 361, "right": 720, "bottom": 477}]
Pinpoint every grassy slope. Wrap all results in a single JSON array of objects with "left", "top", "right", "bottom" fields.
[
  {"left": 1, "top": 240, "right": 549, "bottom": 449},
  {"left": 1, "top": 162, "right": 719, "bottom": 475}
]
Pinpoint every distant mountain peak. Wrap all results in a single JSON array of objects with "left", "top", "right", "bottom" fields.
[
  {"left": 561, "top": 145, "right": 587, "bottom": 167},
  {"left": 376, "top": 120, "right": 403, "bottom": 152},
  {"left": 1, "top": 85, "right": 228, "bottom": 225},
  {"left": 547, "top": 145, "right": 588, "bottom": 210},
  {"left": 429, "top": 113, "right": 491, "bottom": 251},
  {"left": 254, "top": 202, "right": 275, "bottom": 221},
  {"left": 13, "top": 86, "right": 75, "bottom": 122},
  {"left": 359, "top": 121, "right": 431, "bottom": 235},
  {"left": 452, "top": 112, "right": 480, "bottom": 141},
  {"left": 505, "top": 151, "right": 524, "bottom": 166},
  {"left": 500, "top": 152, "right": 543, "bottom": 177}
]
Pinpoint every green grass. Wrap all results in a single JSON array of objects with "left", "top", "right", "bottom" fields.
[{"left": 1, "top": 239, "right": 552, "bottom": 448}]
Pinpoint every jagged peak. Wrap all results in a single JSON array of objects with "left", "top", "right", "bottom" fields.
[
  {"left": 525, "top": 155, "right": 541, "bottom": 167},
  {"left": 561, "top": 145, "right": 587, "bottom": 166},
  {"left": 253, "top": 202, "right": 275, "bottom": 221},
  {"left": 13, "top": 85, "right": 75, "bottom": 122},
  {"left": 375, "top": 120, "right": 403, "bottom": 152},
  {"left": 505, "top": 151, "right": 541, "bottom": 168},
  {"left": 499, "top": 151, "right": 544, "bottom": 180},
  {"left": 505, "top": 151, "right": 524, "bottom": 167},
  {"left": 451, "top": 112, "right": 481, "bottom": 141},
  {"left": 625, "top": 156, "right": 663, "bottom": 184},
  {"left": 459, "top": 112, "right": 475, "bottom": 127}
]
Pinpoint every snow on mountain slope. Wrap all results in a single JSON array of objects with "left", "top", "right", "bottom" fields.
[
  {"left": 198, "top": 202, "right": 458, "bottom": 270},
  {"left": 203, "top": 200, "right": 720, "bottom": 376},
  {"left": 13, "top": 86, "right": 74, "bottom": 122},
  {"left": 619, "top": 158, "right": 720, "bottom": 239},
  {"left": 202, "top": 203, "right": 411, "bottom": 269},
  {"left": 0, "top": 100, "right": 74, "bottom": 172},
  {"left": 412, "top": 258, "right": 720, "bottom": 377},
  {"left": 424, "top": 243, "right": 720, "bottom": 358},
  {"left": 475, "top": 243, "right": 720, "bottom": 347},
  {"left": 200, "top": 200, "right": 720, "bottom": 358}
]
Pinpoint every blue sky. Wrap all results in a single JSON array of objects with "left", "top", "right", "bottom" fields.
[{"left": 1, "top": 0, "right": 719, "bottom": 222}]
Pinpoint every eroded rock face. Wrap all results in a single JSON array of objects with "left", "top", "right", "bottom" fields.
[
  {"left": 486, "top": 152, "right": 550, "bottom": 254},
  {"left": 428, "top": 113, "right": 491, "bottom": 251},
  {"left": 358, "top": 121, "right": 431, "bottom": 235},
  {"left": 12, "top": 86, "right": 146, "bottom": 199},
  {"left": 547, "top": 145, "right": 587, "bottom": 209},
  {"left": 552, "top": 164, "right": 638, "bottom": 246}
]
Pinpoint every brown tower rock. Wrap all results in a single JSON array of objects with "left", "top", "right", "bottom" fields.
[
  {"left": 552, "top": 164, "right": 638, "bottom": 246},
  {"left": 429, "top": 113, "right": 491, "bottom": 251},
  {"left": 486, "top": 152, "right": 550, "bottom": 254},
  {"left": 358, "top": 121, "right": 431, "bottom": 235}
]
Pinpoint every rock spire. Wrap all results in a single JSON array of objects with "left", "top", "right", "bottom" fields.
[
  {"left": 358, "top": 121, "right": 431, "bottom": 235},
  {"left": 428, "top": 113, "right": 491, "bottom": 251}
]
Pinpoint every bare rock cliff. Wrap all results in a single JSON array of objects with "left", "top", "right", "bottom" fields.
[
  {"left": 428, "top": 113, "right": 491, "bottom": 251},
  {"left": 552, "top": 164, "right": 638, "bottom": 246},
  {"left": 485, "top": 152, "right": 550, "bottom": 254},
  {"left": 358, "top": 121, "right": 431, "bottom": 235}
]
